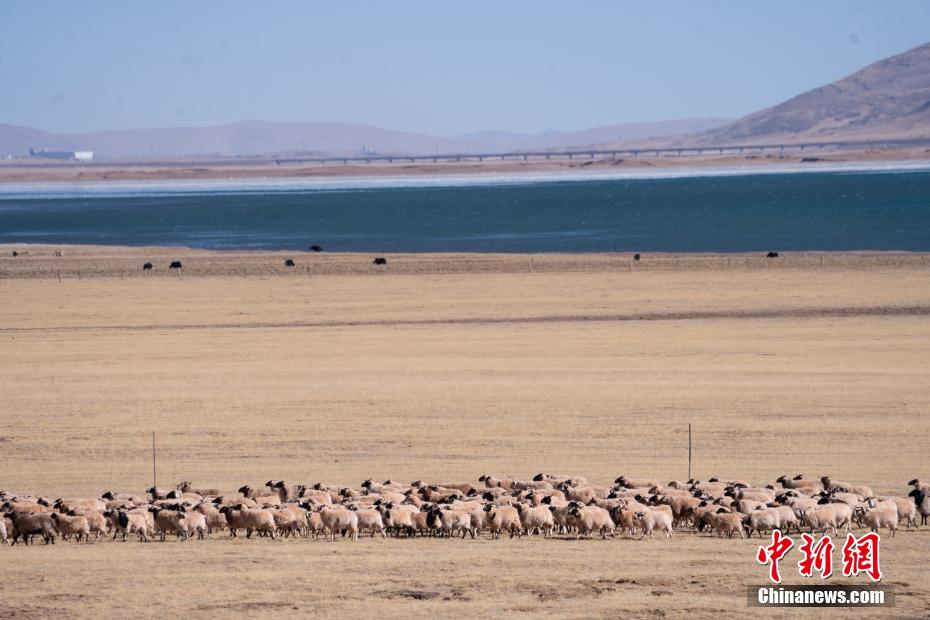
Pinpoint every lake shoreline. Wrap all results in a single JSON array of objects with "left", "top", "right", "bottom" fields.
[{"left": 2, "top": 146, "right": 929, "bottom": 184}]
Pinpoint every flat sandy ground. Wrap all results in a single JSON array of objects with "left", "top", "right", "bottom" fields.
[
  {"left": 1, "top": 247, "right": 929, "bottom": 618},
  {"left": 1, "top": 147, "right": 928, "bottom": 183}
]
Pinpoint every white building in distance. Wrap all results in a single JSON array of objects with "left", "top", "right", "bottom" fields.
[{"left": 29, "top": 148, "right": 94, "bottom": 161}]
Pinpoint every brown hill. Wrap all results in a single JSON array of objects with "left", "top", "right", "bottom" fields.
[
  {"left": 0, "top": 123, "right": 76, "bottom": 155},
  {"left": 690, "top": 42, "right": 930, "bottom": 146}
]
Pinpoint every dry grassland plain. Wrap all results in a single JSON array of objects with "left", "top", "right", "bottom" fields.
[{"left": 1, "top": 247, "right": 929, "bottom": 618}]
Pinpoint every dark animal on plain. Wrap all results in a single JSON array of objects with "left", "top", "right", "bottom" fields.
[
  {"left": 11, "top": 251, "right": 17, "bottom": 257},
  {"left": 143, "top": 262, "right": 153, "bottom": 271},
  {"left": 633, "top": 253, "right": 641, "bottom": 261},
  {"left": 766, "top": 252, "right": 779, "bottom": 258},
  {"left": 373, "top": 257, "right": 388, "bottom": 266},
  {"left": 169, "top": 261, "right": 183, "bottom": 270},
  {"left": 310, "top": 245, "right": 323, "bottom": 252},
  {"left": 284, "top": 258, "right": 295, "bottom": 267}
]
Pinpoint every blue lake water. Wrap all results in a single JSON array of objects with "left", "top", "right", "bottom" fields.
[{"left": 1, "top": 165, "right": 929, "bottom": 252}]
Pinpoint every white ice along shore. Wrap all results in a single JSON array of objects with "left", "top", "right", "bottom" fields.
[{"left": 1, "top": 159, "right": 930, "bottom": 200}]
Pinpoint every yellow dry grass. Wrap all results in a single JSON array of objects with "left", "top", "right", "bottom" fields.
[{"left": 0, "top": 249, "right": 928, "bottom": 618}]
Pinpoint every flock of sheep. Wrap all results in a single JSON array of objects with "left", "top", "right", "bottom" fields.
[{"left": 2, "top": 474, "right": 928, "bottom": 545}]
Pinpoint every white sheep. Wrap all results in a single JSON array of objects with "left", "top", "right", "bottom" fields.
[
  {"left": 853, "top": 506, "right": 896, "bottom": 537},
  {"left": 177, "top": 482, "right": 222, "bottom": 497},
  {"left": 872, "top": 497, "right": 916, "bottom": 529},
  {"left": 776, "top": 475, "right": 823, "bottom": 494},
  {"left": 483, "top": 504, "right": 522, "bottom": 539},
  {"left": 193, "top": 503, "right": 227, "bottom": 534},
  {"left": 820, "top": 477, "right": 872, "bottom": 499},
  {"left": 377, "top": 502, "right": 415, "bottom": 537},
  {"left": 478, "top": 475, "right": 514, "bottom": 489},
  {"left": 567, "top": 505, "right": 614, "bottom": 539},
  {"left": 178, "top": 510, "right": 208, "bottom": 540},
  {"left": 815, "top": 500, "right": 854, "bottom": 532},
  {"left": 318, "top": 506, "right": 358, "bottom": 542},
  {"left": 772, "top": 505, "right": 799, "bottom": 534},
  {"left": 113, "top": 510, "right": 149, "bottom": 542},
  {"left": 706, "top": 510, "right": 745, "bottom": 538},
  {"left": 427, "top": 507, "right": 472, "bottom": 539},
  {"left": 615, "top": 476, "right": 660, "bottom": 489},
  {"left": 217, "top": 505, "right": 276, "bottom": 539},
  {"left": 747, "top": 508, "right": 781, "bottom": 538},
  {"left": 514, "top": 503, "right": 555, "bottom": 537},
  {"left": 633, "top": 509, "right": 673, "bottom": 539},
  {"left": 148, "top": 508, "right": 189, "bottom": 541},
  {"left": 50, "top": 513, "right": 90, "bottom": 543},
  {"left": 800, "top": 507, "right": 839, "bottom": 537},
  {"left": 54, "top": 498, "right": 107, "bottom": 514},
  {"left": 349, "top": 506, "right": 386, "bottom": 538}
]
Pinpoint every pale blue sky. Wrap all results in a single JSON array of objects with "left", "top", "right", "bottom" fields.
[{"left": 2, "top": 1, "right": 928, "bottom": 135}]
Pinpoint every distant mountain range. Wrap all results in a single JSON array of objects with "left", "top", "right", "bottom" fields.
[
  {"left": 451, "top": 118, "right": 730, "bottom": 152},
  {"left": 0, "top": 118, "right": 730, "bottom": 161},
  {"left": 3, "top": 41, "right": 929, "bottom": 160}
]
